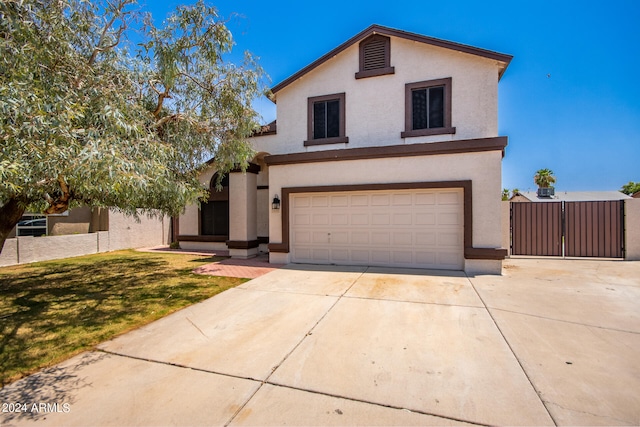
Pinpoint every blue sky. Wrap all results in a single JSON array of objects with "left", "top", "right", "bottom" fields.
[{"left": 146, "top": 0, "right": 639, "bottom": 193}]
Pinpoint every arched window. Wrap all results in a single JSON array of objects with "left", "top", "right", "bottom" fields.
[{"left": 200, "top": 173, "right": 229, "bottom": 236}]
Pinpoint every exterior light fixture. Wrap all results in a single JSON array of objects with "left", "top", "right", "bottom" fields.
[{"left": 272, "top": 194, "right": 281, "bottom": 210}]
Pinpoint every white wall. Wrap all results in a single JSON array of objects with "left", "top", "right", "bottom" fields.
[
  {"left": 265, "top": 36, "right": 500, "bottom": 155},
  {"left": 268, "top": 150, "right": 504, "bottom": 250}
]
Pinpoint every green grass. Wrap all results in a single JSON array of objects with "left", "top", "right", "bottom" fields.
[{"left": 0, "top": 250, "right": 247, "bottom": 386}]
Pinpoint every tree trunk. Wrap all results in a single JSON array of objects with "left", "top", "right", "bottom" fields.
[{"left": 0, "top": 198, "right": 26, "bottom": 254}]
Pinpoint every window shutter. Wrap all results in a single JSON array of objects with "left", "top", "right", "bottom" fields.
[{"left": 363, "top": 38, "right": 386, "bottom": 71}]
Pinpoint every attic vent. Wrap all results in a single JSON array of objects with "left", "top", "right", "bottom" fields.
[
  {"left": 356, "top": 34, "right": 394, "bottom": 79},
  {"left": 363, "top": 39, "right": 386, "bottom": 70}
]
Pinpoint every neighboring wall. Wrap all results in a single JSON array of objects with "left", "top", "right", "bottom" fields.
[
  {"left": 0, "top": 209, "right": 170, "bottom": 267},
  {"left": 626, "top": 199, "right": 640, "bottom": 260}
]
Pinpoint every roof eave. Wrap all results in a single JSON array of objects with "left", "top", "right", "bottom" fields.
[{"left": 270, "top": 24, "right": 513, "bottom": 95}]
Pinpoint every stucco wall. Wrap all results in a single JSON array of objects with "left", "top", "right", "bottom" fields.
[
  {"left": 268, "top": 150, "right": 504, "bottom": 251},
  {"left": 626, "top": 199, "right": 640, "bottom": 260},
  {"left": 266, "top": 36, "right": 500, "bottom": 156}
]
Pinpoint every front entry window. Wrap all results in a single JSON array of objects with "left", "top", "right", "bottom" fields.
[
  {"left": 200, "top": 201, "right": 229, "bottom": 235},
  {"left": 201, "top": 173, "right": 229, "bottom": 236}
]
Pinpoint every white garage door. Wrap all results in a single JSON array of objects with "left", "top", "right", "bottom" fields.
[{"left": 290, "top": 188, "right": 464, "bottom": 270}]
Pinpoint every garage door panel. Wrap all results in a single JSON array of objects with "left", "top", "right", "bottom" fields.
[
  {"left": 293, "top": 196, "right": 311, "bottom": 208},
  {"left": 371, "top": 251, "right": 391, "bottom": 263},
  {"left": 312, "top": 248, "right": 330, "bottom": 262},
  {"left": 293, "top": 231, "right": 312, "bottom": 244},
  {"left": 330, "top": 195, "right": 348, "bottom": 207},
  {"left": 312, "top": 196, "right": 329, "bottom": 207},
  {"left": 351, "top": 195, "right": 369, "bottom": 206},
  {"left": 351, "top": 214, "right": 369, "bottom": 226},
  {"left": 393, "top": 232, "right": 413, "bottom": 246},
  {"left": 331, "top": 214, "right": 349, "bottom": 225},
  {"left": 331, "top": 249, "right": 350, "bottom": 262},
  {"left": 371, "top": 213, "right": 389, "bottom": 225},
  {"left": 312, "top": 232, "right": 329, "bottom": 244},
  {"left": 293, "top": 214, "right": 311, "bottom": 226},
  {"left": 331, "top": 232, "right": 349, "bottom": 244},
  {"left": 438, "top": 212, "right": 460, "bottom": 226},
  {"left": 291, "top": 188, "right": 463, "bottom": 270},
  {"left": 371, "top": 232, "right": 391, "bottom": 245},
  {"left": 438, "top": 232, "right": 461, "bottom": 247},
  {"left": 351, "top": 250, "right": 370, "bottom": 263},
  {"left": 312, "top": 214, "right": 330, "bottom": 225},
  {"left": 351, "top": 232, "right": 370, "bottom": 245},
  {"left": 438, "top": 192, "right": 460, "bottom": 204},
  {"left": 416, "top": 232, "right": 437, "bottom": 246},
  {"left": 393, "top": 213, "right": 412, "bottom": 225},
  {"left": 393, "top": 251, "right": 413, "bottom": 264},
  {"left": 371, "top": 194, "right": 390, "bottom": 206},
  {"left": 392, "top": 194, "right": 413, "bottom": 206},
  {"left": 415, "top": 193, "right": 436, "bottom": 205},
  {"left": 416, "top": 213, "right": 436, "bottom": 225}
]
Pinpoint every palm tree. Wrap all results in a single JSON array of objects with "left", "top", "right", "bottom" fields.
[{"left": 534, "top": 168, "right": 556, "bottom": 188}]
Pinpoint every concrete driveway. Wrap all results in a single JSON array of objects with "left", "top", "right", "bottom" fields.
[{"left": 1, "top": 258, "right": 639, "bottom": 426}]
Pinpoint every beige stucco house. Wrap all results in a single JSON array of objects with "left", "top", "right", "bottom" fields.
[{"left": 177, "top": 25, "right": 512, "bottom": 274}]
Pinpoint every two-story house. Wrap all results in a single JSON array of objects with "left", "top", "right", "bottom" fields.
[{"left": 177, "top": 25, "right": 512, "bottom": 274}]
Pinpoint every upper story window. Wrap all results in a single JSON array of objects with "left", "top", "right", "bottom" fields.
[
  {"left": 355, "top": 34, "right": 395, "bottom": 79},
  {"left": 305, "top": 93, "right": 348, "bottom": 146},
  {"left": 401, "top": 77, "right": 456, "bottom": 138}
]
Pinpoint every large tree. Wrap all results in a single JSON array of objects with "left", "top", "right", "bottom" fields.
[{"left": 0, "top": 0, "right": 266, "bottom": 252}]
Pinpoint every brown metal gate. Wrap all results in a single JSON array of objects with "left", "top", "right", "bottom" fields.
[
  {"left": 511, "top": 202, "right": 562, "bottom": 256},
  {"left": 564, "top": 201, "right": 624, "bottom": 257},
  {"left": 511, "top": 201, "right": 625, "bottom": 258}
]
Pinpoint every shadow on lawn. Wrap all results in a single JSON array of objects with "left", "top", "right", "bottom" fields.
[
  {"left": 0, "top": 352, "right": 106, "bottom": 424},
  {"left": 0, "top": 253, "right": 228, "bottom": 388}
]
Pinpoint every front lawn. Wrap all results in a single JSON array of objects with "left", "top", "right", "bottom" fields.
[{"left": 0, "top": 250, "right": 246, "bottom": 386}]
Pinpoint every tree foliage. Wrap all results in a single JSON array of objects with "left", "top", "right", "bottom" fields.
[
  {"left": 533, "top": 168, "right": 556, "bottom": 188},
  {"left": 621, "top": 181, "right": 640, "bottom": 196},
  {"left": 0, "top": 0, "right": 267, "bottom": 251}
]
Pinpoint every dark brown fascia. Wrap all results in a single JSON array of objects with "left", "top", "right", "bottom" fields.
[
  {"left": 270, "top": 24, "right": 513, "bottom": 95},
  {"left": 250, "top": 120, "right": 277, "bottom": 137},
  {"left": 265, "top": 136, "right": 508, "bottom": 166},
  {"left": 226, "top": 240, "right": 260, "bottom": 249},
  {"left": 267, "top": 180, "right": 507, "bottom": 261}
]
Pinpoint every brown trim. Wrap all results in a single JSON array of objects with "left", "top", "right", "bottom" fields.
[
  {"left": 271, "top": 24, "right": 512, "bottom": 94},
  {"left": 355, "top": 67, "right": 395, "bottom": 79},
  {"left": 226, "top": 240, "right": 260, "bottom": 249},
  {"left": 305, "top": 93, "right": 347, "bottom": 146},
  {"left": 179, "top": 235, "right": 228, "bottom": 242},
  {"left": 465, "top": 247, "right": 508, "bottom": 260},
  {"left": 231, "top": 162, "right": 261, "bottom": 174},
  {"left": 304, "top": 136, "right": 349, "bottom": 147},
  {"left": 401, "top": 127, "right": 457, "bottom": 138},
  {"left": 250, "top": 120, "right": 277, "bottom": 137},
  {"left": 267, "top": 180, "right": 506, "bottom": 261},
  {"left": 402, "top": 77, "right": 454, "bottom": 138},
  {"left": 257, "top": 185, "right": 269, "bottom": 190},
  {"left": 265, "top": 136, "right": 508, "bottom": 166},
  {"left": 257, "top": 236, "right": 269, "bottom": 244}
]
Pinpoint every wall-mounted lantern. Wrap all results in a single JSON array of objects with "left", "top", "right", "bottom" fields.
[{"left": 272, "top": 194, "right": 281, "bottom": 210}]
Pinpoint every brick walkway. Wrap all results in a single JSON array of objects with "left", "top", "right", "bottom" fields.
[
  {"left": 193, "top": 255, "right": 285, "bottom": 279},
  {"left": 139, "top": 247, "right": 284, "bottom": 279}
]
